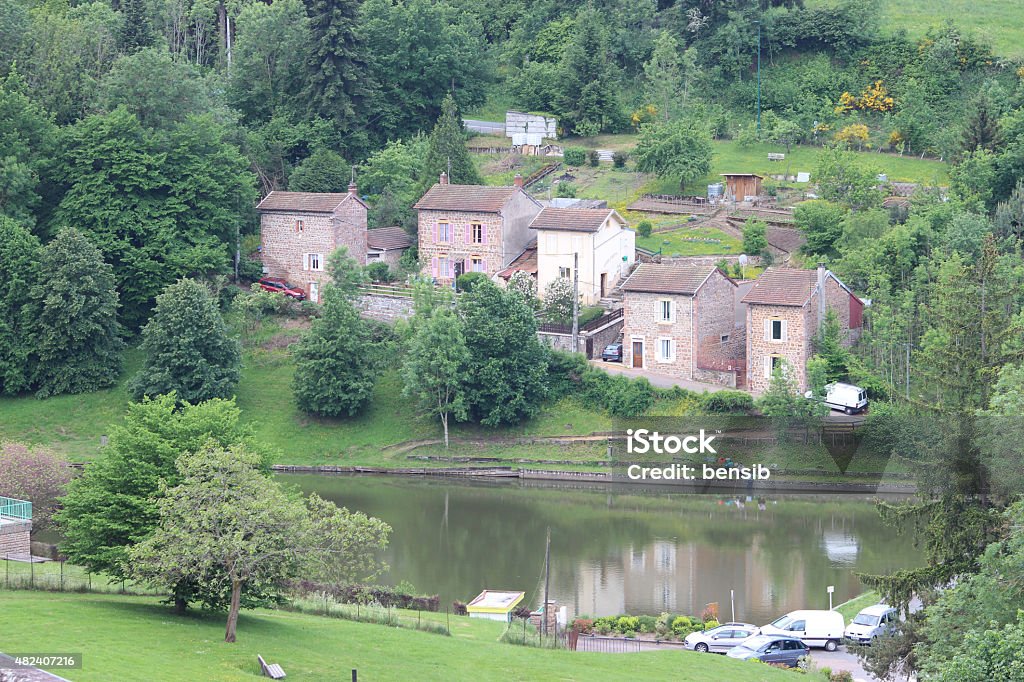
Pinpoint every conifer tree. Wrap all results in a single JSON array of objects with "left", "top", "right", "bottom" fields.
[
  {"left": 422, "top": 94, "right": 482, "bottom": 187},
  {"left": 118, "top": 0, "right": 154, "bottom": 54},
  {"left": 0, "top": 217, "right": 41, "bottom": 394}
]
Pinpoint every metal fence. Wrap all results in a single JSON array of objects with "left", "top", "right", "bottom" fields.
[{"left": 0, "top": 496, "right": 31, "bottom": 521}]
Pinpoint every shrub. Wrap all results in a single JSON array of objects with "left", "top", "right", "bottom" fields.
[
  {"left": 636, "top": 220, "right": 653, "bottom": 238},
  {"left": 587, "top": 149, "right": 599, "bottom": 166},
  {"left": 672, "top": 616, "right": 698, "bottom": 637},
  {"left": 239, "top": 256, "right": 264, "bottom": 281},
  {"left": 701, "top": 390, "right": 755, "bottom": 414},
  {"left": 564, "top": 147, "right": 586, "bottom": 166},
  {"left": 366, "top": 261, "right": 393, "bottom": 283},
  {"left": 572, "top": 617, "right": 594, "bottom": 634},
  {"left": 555, "top": 182, "right": 577, "bottom": 198},
  {"left": 546, "top": 349, "right": 589, "bottom": 400},
  {"left": 616, "top": 616, "right": 640, "bottom": 633},
  {"left": 637, "top": 615, "right": 657, "bottom": 633},
  {"left": 702, "top": 603, "right": 720, "bottom": 623},
  {"left": 612, "top": 150, "right": 628, "bottom": 168},
  {"left": 830, "top": 672, "right": 854, "bottom": 682},
  {"left": 594, "top": 620, "right": 612, "bottom": 635},
  {"left": 582, "top": 369, "right": 655, "bottom": 418},
  {"left": 623, "top": 630, "right": 637, "bottom": 639},
  {"left": 655, "top": 612, "right": 673, "bottom": 637},
  {"left": 456, "top": 271, "right": 489, "bottom": 293},
  {"left": 703, "top": 619, "right": 720, "bottom": 630}
]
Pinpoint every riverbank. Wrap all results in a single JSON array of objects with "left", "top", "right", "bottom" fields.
[{"left": 0, "top": 591, "right": 798, "bottom": 681}]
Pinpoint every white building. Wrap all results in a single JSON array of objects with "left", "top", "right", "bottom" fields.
[{"left": 530, "top": 207, "right": 635, "bottom": 305}]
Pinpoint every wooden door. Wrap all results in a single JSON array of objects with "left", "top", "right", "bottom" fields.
[{"left": 631, "top": 341, "right": 643, "bottom": 368}]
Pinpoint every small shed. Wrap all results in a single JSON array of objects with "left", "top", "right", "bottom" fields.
[
  {"left": 466, "top": 590, "right": 525, "bottom": 622},
  {"left": 721, "top": 173, "right": 764, "bottom": 201}
]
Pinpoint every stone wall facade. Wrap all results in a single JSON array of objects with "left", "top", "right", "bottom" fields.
[
  {"left": 746, "top": 302, "right": 814, "bottom": 393},
  {"left": 622, "top": 290, "right": 695, "bottom": 377},
  {"left": 354, "top": 293, "right": 415, "bottom": 323},
  {"left": 0, "top": 521, "right": 31, "bottom": 557},
  {"left": 418, "top": 209, "right": 506, "bottom": 283},
  {"left": 260, "top": 197, "right": 367, "bottom": 303}
]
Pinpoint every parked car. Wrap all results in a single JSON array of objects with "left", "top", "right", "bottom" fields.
[
  {"left": 725, "top": 635, "right": 809, "bottom": 667},
  {"left": 758, "top": 609, "right": 846, "bottom": 651},
  {"left": 682, "top": 623, "right": 758, "bottom": 653},
  {"left": 844, "top": 604, "right": 898, "bottom": 645},
  {"left": 804, "top": 382, "right": 868, "bottom": 415},
  {"left": 257, "top": 277, "right": 306, "bottom": 300},
  {"left": 601, "top": 343, "right": 623, "bottom": 362}
]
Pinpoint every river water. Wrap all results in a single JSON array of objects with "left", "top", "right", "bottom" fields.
[{"left": 283, "top": 473, "right": 922, "bottom": 624}]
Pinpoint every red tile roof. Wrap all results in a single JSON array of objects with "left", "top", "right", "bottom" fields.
[
  {"left": 367, "top": 226, "right": 412, "bottom": 251},
  {"left": 740, "top": 267, "right": 820, "bottom": 306},
  {"left": 622, "top": 263, "right": 727, "bottom": 295},
  {"left": 413, "top": 184, "right": 531, "bottom": 212},
  {"left": 528, "top": 207, "right": 621, "bottom": 233},
  {"left": 497, "top": 239, "right": 538, "bottom": 280},
  {"left": 257, "top": 191, "right": 361, "bottom": 213}
]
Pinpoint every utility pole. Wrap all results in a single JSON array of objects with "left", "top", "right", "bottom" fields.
[
  {"left": 755, "top": 21, "right": 762, "bottom": 135},
  {"left": 542, "top": 527, "right": 551, "bottom": 637},
  {"left": 571, "top": 253, "right": 580, "bottom": 353},
  {"left": 905, "top": 342, "right": 911, "bottom": 401}
]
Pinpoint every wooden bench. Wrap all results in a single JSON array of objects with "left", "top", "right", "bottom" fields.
[
  {"left": 767, "top": 152, "right": 785, "bottom": 161},
  {"left": 258, "top": 655, "right": 286, "bottom": 679}
]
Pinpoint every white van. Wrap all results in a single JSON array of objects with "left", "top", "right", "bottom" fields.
[
  {"left": 805, "top": 382, "right": 868, "bottom": 415},
  {"left": 759, "top": 610, "right": 846, "bottom": 651}
]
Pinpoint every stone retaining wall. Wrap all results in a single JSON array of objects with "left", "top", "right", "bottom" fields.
[
  {"left": 355, "top": 294, "right": 415, "bottom": 323},
  {"left": 0, "top": 520, "right": 31, "bottom": 557}
]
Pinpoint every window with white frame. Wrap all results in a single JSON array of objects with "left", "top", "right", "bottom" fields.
[
  {"left": 656, "top": 337, "right": 675, "bottom": 362},
  {"left": 547, "top": 234, "right": 557, "bottom": 252},
  {"left": 766, "top": 318, "right": 786, "bottom": 341},
  {"left": 658, "top": 299, "right": 674, "bottom": 323},
  {"left": 471, "top": 257, "right": 485, "bottom": 273},
  {"left": 764, "top": 354, "right": 785, "bottom": 378},
  {"left": 306, "top": 253, "right": 323, "bottom": 271},
  {"left": 471, "top": 223, "right": 484, "bottom": 244},
  {"left": 559, "top": 266, "right": 571, "bottom": 278},
  {"left": 438, "top": 257, "right": 452, "bottom": 278}
]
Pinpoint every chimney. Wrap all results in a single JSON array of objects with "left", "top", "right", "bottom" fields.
[
  {"left": 817, "top": 262, "right": 826, "bottom": 330},
  {"left": 513, "top": 173, "right": 523, "bottom": 188},
  {"left": 439, "top": 171, "right": 449, "bottom": 185},
  {"left": 348, "top": 180, "right": 358, "bottom": 197}
]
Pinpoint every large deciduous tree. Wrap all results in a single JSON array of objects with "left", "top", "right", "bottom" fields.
[
  {"left": 0, "top": 218, "right": 41, "bottom": 394},
  {"left": 288, "top": 148, "right": 349, "bottom": 192},
  {"left": 128, "top": 446, "right": 390, "bottom": 642},
  {"left": 0, "top": 442, "right": 72, "bottom": 535},
  {"left": 422, "top": 94, "right": 483, "bottom": 187},
  {"left": 0, "top": 69, "right": 58, "bottom": 230},
  {"left": 633, "top": 118, "right": 713, "bottom": 192},
  {"left": 402, "top": 287, "right": 468, "bottom": 449},
  {"left": 130, "top": 279, "right": 241, "bottom": 403},
  {"left": 30, "top": 228, "right": 124, "bottom": 398},
  {"left": 57, "top": 395, "right": 257, "bottom": 611},
  {"left": 459, "top": 281, "right": 548, "bottom": 425}
]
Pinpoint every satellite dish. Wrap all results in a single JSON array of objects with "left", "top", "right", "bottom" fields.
[{"left": 739, "top": 254, "right": 749, "bottom": 266}]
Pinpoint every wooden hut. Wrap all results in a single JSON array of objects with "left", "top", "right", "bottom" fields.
[{"left": 721, "top": 173, "right": 764, "bottom": 201}]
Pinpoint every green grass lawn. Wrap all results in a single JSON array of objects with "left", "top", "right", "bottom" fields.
[
  {"left": 637, "top": 225, "right": 743, "bottom": 257},
  {"left": 0, "top": 591, "right": 796, "bottom": 681},
  {"left": 807, "top": 0, "right": 1024, "bottom": 58}
]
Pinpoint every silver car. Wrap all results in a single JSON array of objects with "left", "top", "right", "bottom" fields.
[
  {"left": 844, "top": 604, "right": 898, "bottom": 645},
  {"left": 682, "top": 622, "right": 758, "bottom": 653},
  {"left": 726, "top": 634, "right": 809, "bottom": 667}
]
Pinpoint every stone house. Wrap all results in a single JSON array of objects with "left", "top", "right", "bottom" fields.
[
  {"left": 621, "top": 263, "right": 742, "bottom": 386},
  {"left": 530, "top": 207, "right": 635, "bottom": 305},
  {"left": 413, "top": 172, "right": 542, "bottom": 284},
  {"left": 366, "top": 226, "right": 412, "bottom": 268},
  {"left": 257, "top": 184, "right": 368, "bottom": 303},
  {"left": 742, "top": 266, "right": 864, "bottom": 393}
]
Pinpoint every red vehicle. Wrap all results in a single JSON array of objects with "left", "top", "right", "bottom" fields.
[{"left": 257, "top": 277, "right": 306, "bottom": 300}]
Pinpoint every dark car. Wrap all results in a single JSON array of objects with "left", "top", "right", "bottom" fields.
[
  {"left": 601, "top": 343, "right": 623, "bottom": 362},
  {"left": 725, "top": 635, "right": 809, "bottom": 668},
  {"left": 257, "top": 277, "right": 306, "bottom": 300}
]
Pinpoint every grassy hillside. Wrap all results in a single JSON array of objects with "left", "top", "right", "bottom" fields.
[
  {"left": 807, "top": 0, "right": 1024, "bottom": 59},
  {"left": 0, "top": 591, "right": 796, "bottom": 682}
]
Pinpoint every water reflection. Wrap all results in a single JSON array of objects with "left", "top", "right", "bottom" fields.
[{"left": 284, "top": 474, "right": 922, "bottom": 624}]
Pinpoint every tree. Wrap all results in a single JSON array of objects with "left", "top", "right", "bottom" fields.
[
  {"left": 292, "top": 285, "right": 377, "bottom": 417},
  {"left": 289, "top": 148, "right": 349, "bottom": 192},
  {"left": 30, "top": 228, "right": 124, "bottom": 398},
  {"left": 741, "top": 219, "right": 769, "bottom": 260},
  {"left": 813, "top": 310, "right": 852, "bottom": 383},
  {"left": 557, "top": 7, "right": 620, "bottom": 135},
  {"left": 0, "top": 218, "right": 40, "bottom": 394},
  {"left": 128, "top": 446, "right": 390, "bottom": 642},
  {"left": 0, "top": 68, "right": 58, "bottom": 229},
  {"left": 795, "top": 200, "right": 848, "bottom": 257},
  {"left": 130, "top": 279, "right": 242, "bottom": 403},
  {"left": 757, "top": 364, "right": 827, "bottom": 441},
  {"left": 506, "top": 271, "right": 538, "bottom": 305},
  {"left": 633, "top": 118, "right": 713, "bottom": 192},
  {"left": 460, "top": 282, "right": 548, "bottom": 425},
  {"left": 303, "top": 0, "right": 370, "bottom": 148},
  {"left": 402, "top": 288, "right": 469, "bottom": 449},
  {"left": 117, "top": 0, "right": 153, "bottom": 53},
  {"left": 933, "top": 615, "right": 1024, "bottom": 682},
  {"left": 57, "top": 395, "right": 257, "bottom": 612},
  {"left": 636, "top": 220, "right": 653, "bottom": 239},
  {"left": 643, "top": 31, "right": 683, "bottom": 121},
  {"left": 0, "top": 442, "right": 72, "bottom": 535},
  {"left": 950, "top": 148, "right": 997, "bottom": 212},
  {"left": 813, "top": 146, "right": 883, "bottom": 211},
  {"left": 543, "top": 277, "right": 575, "bottom": 324},
  {"left": 961, "top": 87, "right": 1001, "bottom": 153},
  {"left": 325, "top": 246, "right": 368, "bottom": 299},
  {"left": 422, "top": 94, "right": 482, "bottom": 187}
]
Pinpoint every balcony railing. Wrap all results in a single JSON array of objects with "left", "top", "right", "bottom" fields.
[{"left": 0, "top": 496, "right": 32, "bottom": 521}]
